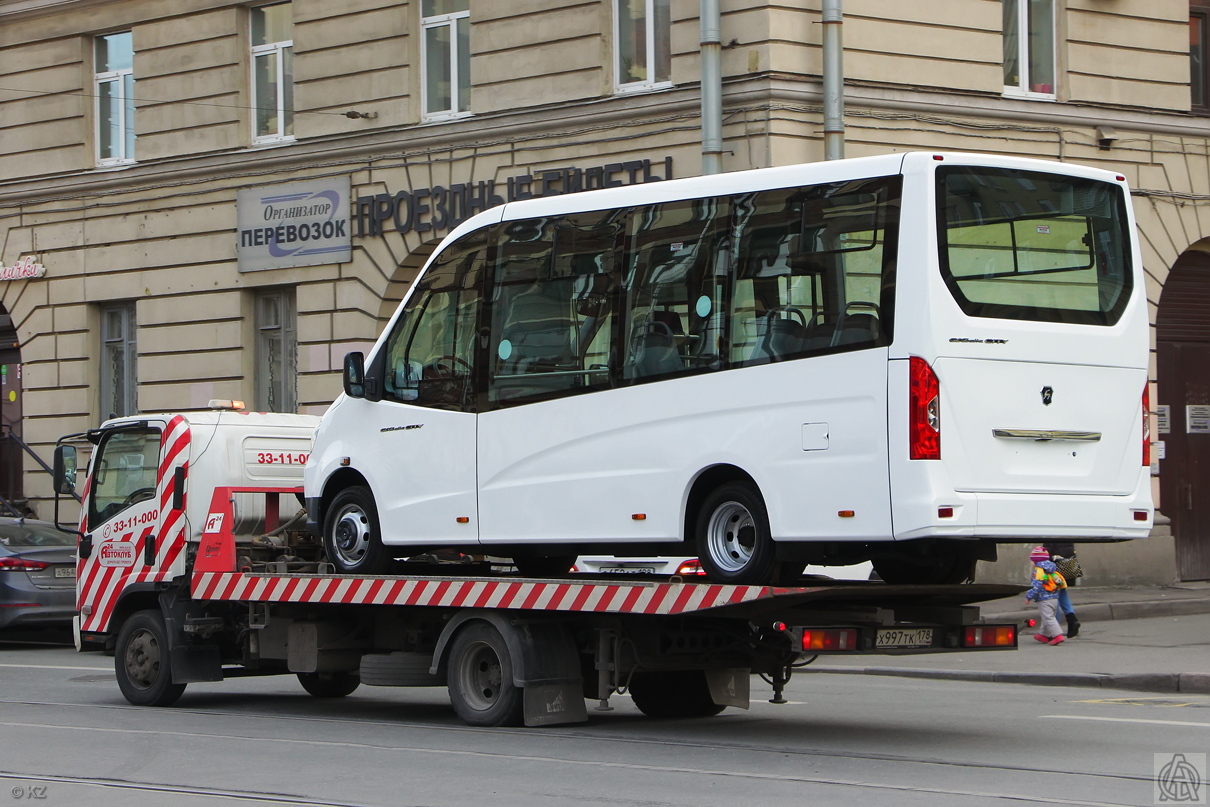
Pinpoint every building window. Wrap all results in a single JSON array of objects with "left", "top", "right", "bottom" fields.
[
  {"left": 1193, "top": 6, "right": 1209, "bottom": 111},
  {"left": 615, "top": 0, "right": 671, "bottom": 92},
  {"left": 95, "top": 32, "right": 135, "bottom": 165},
  {"left": 421, "top": 0, "right": 471, "bottom": 120},
  {"left": 255, "top": 289, "right": 297, "bottom": 413},
  {"left": 252, "top": 3, "right": 294, "bottom": 141},
  {"left": 1003, "top": 0, "right": 1056, "bottom": 98},
  {"left": 100, "top": 303, "right": 137, "bottom": 418}
]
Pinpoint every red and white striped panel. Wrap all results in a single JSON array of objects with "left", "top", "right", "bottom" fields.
[
  {"left": 190, "top": 573, "right": 796, "bottom": 616},
  {"left": 79, "top": 416, "right": 191, "bottom": 634}
]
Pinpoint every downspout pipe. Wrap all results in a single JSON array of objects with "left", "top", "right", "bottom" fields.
[
  {"left": 701, "top": 0, "right": 723, "bottom": 174},
  {"left": 822, "top": 0, "right": 844, "bottom": 160}
]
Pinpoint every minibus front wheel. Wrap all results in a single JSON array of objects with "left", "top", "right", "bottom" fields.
[{"left": 323, "top": 485, "right": 392, "bottom": 575}]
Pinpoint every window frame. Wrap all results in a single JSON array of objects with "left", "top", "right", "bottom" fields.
[
  {"left": 254, "top": 288, "right": 298, "bottom": 413},
  {"left": 420, "top": 1, "right": 472, "bottom": 122},
  {"left": 250, "top": 2, "right": 295, "bottom": 143},
  {"left": 1002, "top": 0, "right": 1058, "bottom": 101},
  {"left": 94, "top": 31, "right": 135, "bottom": 166},
  {"left": 1193, "top": 4, "right": 1210, "bottom": 113},
  {"left": 613, "top": 0, "right": 672, "bottom": 94},
  {"left": 100, "top": 302, "right": 138, "bottom": 419}
]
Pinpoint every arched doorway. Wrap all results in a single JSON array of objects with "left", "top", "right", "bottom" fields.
[
  {"left": 1156, "top": 250, "right": 1210, "bottom": 580},
  {"left": 0, "top": 307, "right": 24, "bottom": 514}
]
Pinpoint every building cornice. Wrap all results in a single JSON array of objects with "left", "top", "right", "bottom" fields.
[{"left": 4, "top": 75, "right": 1210, "bottom": 209}]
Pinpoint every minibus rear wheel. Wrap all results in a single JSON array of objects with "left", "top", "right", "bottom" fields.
[
  {"left": 323, "top": 485, "right": 391, "bottom": 575},
  {"left": 696, "top": 482, "right": 779, "bottom": 585}
]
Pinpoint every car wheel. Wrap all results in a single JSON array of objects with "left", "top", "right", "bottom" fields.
[
  {"left": 696, "top": 482, "right": 780, "bottom": 585},
  {"left": 297, "top": 671, "right": 361, "bottom": 698},
  {"left": 629, "top": 670, "right": 725, "bottom": 718},
  {"left": 446, "top": 622, "right": 524, "bottom": 727},
  {"left": 323, "top": 486, "right": 391, "bottom": 575},
  {"left": 115, "top": 609, "right": 186, "bottom": 707}
]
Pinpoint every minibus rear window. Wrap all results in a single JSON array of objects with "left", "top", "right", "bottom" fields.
[{"left": 936, "top": 166, "right": 1133, "bottom": 326}]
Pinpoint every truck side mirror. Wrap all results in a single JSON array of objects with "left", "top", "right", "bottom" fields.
[
  {"left": 343, "top": 352, "right": 367, "bottom": 399},
  {"left": 53, "top": 445, "right": 77, "bottom": 495}
]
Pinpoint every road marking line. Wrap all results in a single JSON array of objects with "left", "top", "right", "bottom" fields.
[
  {"left": 0, "top": 663, "right": 111, "bottom": 672},
  {"left": 1042, "top": 715, "right": 1210, "bottom": 729}
]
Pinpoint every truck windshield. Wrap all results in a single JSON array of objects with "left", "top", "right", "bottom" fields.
[{"left": 936, "top": 165, "right": 1133, "bottom": 326}]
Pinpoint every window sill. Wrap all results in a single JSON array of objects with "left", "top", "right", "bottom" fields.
[
  {"left": 252, "top": 135, "right": 297, "bottom": 148},
  {"left": 94, "top": 159, "right": 137, "bottom": 171},
  {"left": 1001, "top": 88, "right": 1057, "bottom": 102},
  {"left": 421, "top": 111, "right": 474, "bottom": 124},
  {"left": 614, "top": 81, "right": 673, "bottom": 96}
]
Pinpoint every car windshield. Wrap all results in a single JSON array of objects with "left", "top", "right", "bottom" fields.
[{"left": 0, "top": 522, "right": 76, "bottom": 548}]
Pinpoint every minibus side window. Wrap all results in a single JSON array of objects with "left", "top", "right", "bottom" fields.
[
  {"left": 622, "top": 197, "right": 729, "bottom": 381},
  {"left": 488, "top": 211, "right": 624, "bottom": 405},
  {"left": 381, "top": 228, "right": 487, "bottom": 411},
  {"left": 729, "top": 176, "right": 899, "bottom": 367}
]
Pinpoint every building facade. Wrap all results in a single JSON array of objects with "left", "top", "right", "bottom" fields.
[{"left": 0, "top": 0, "right": 1207, "bottom": 582}]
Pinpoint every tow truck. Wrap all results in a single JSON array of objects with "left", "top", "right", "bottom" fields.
[{"left": 53, "top": 404, "right": 1020, "bottom": 727}]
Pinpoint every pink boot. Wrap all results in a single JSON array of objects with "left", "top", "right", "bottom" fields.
[
  {"left": 1048, "top": 635, "right": 1066, "bottom": 646},
  {"left": 1033, "top": 633, "right": 1048, "bottom": 643}
]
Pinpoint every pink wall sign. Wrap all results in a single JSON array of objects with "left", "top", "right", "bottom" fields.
[{"left": 0, "top": 256, "right": 46, "bottom": 280}]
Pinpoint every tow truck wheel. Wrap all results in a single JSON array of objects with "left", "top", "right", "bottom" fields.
[
  {"left": 629, "top": 670, "right": 725, "bottom": 719},
  {"left": 447, "top": 622, "right": 524, "bottom": 727},
  {"left": 324, "top": 486, "right": 391, "bottom": 575},
  {"left": 297, "top": 671, "right": 361, "bottom": 698},
  {"left": 115, "top": 610, "right": 186, "bottom": 707},
  {"left": 696, "top": 482, "right": 779, "bottom": 585}
]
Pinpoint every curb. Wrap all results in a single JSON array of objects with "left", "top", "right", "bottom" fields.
[
  {"left": 981, "top": 597, "right": 1210, "bottom": 625},
  {"left": 807, "top": 666, "right": 1210, "bottom": 694}
]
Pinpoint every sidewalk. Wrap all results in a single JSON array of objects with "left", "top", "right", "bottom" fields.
[{"left": 805, "top": 583, "right": 1210, "bottom": 694}]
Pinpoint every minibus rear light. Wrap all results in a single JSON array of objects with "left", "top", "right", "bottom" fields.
[
  {"left": 1142, "top": 386, "right": 1151, "bottom": 467},
  {"left": 909, "top": 356, "right": 941, "bottom": 460},
  {"left": 802, "top": 629, "right": 858, "bottom": 651},
  {"left": 963, "top": 625, "right": 1016, "bottom": 648}
]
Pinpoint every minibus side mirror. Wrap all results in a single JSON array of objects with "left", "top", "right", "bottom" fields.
[
  {"left": 53, "top": 445, "right": 77, "bottom": 495},
  {"left": 343, "top": 352, "right": 367, "bottom": 399}
]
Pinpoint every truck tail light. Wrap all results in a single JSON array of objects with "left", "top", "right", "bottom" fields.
[
  {"left": 0, "top": 558, "right": 50, "bottom": 571},
  {"left": 909, "top": 356, "right": 941, "bottom": 460},
  {"left": 963, "top": 625, "right": 1016, "bottom": 647},
  {"left": 1142, "top": 385, "right": 1151, "bottom": 467},
  {"left": 801, "top": 628, "right": 858, "bottom": 651}
]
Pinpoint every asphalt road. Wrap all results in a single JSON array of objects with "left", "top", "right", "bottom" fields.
[{"left": 0, "top": 632, "right": 1205, "bottom": 807}]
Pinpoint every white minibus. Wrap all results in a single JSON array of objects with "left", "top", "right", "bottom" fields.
[{"left": 304, "top": 152, "right": 1153, "bottom": 585}]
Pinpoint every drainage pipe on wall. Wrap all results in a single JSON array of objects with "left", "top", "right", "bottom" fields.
[
  {"left": 822, "top": 0, "right": 844, "bottom": 160},
  {"left": 701, "top": 0, "right": 723, "bottom": 174}
]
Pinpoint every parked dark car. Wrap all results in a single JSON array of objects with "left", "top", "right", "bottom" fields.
[{"left": 0, "top": 518, "right": 76, "bottom": 629}]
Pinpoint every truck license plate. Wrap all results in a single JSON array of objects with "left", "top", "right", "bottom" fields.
[
  {"left": 54, "top": 566, "right": 76, "bottom": 579},
  {"left": 876, "top": 628, "right": 933, "bottom": 648}
]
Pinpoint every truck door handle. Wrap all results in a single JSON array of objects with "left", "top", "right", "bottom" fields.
[
  {"left": 79, "top": 534, "right": 93, "bottom": 559},
  {"left": 144, "top": 534, "right": 156, "bottom": 566}
]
